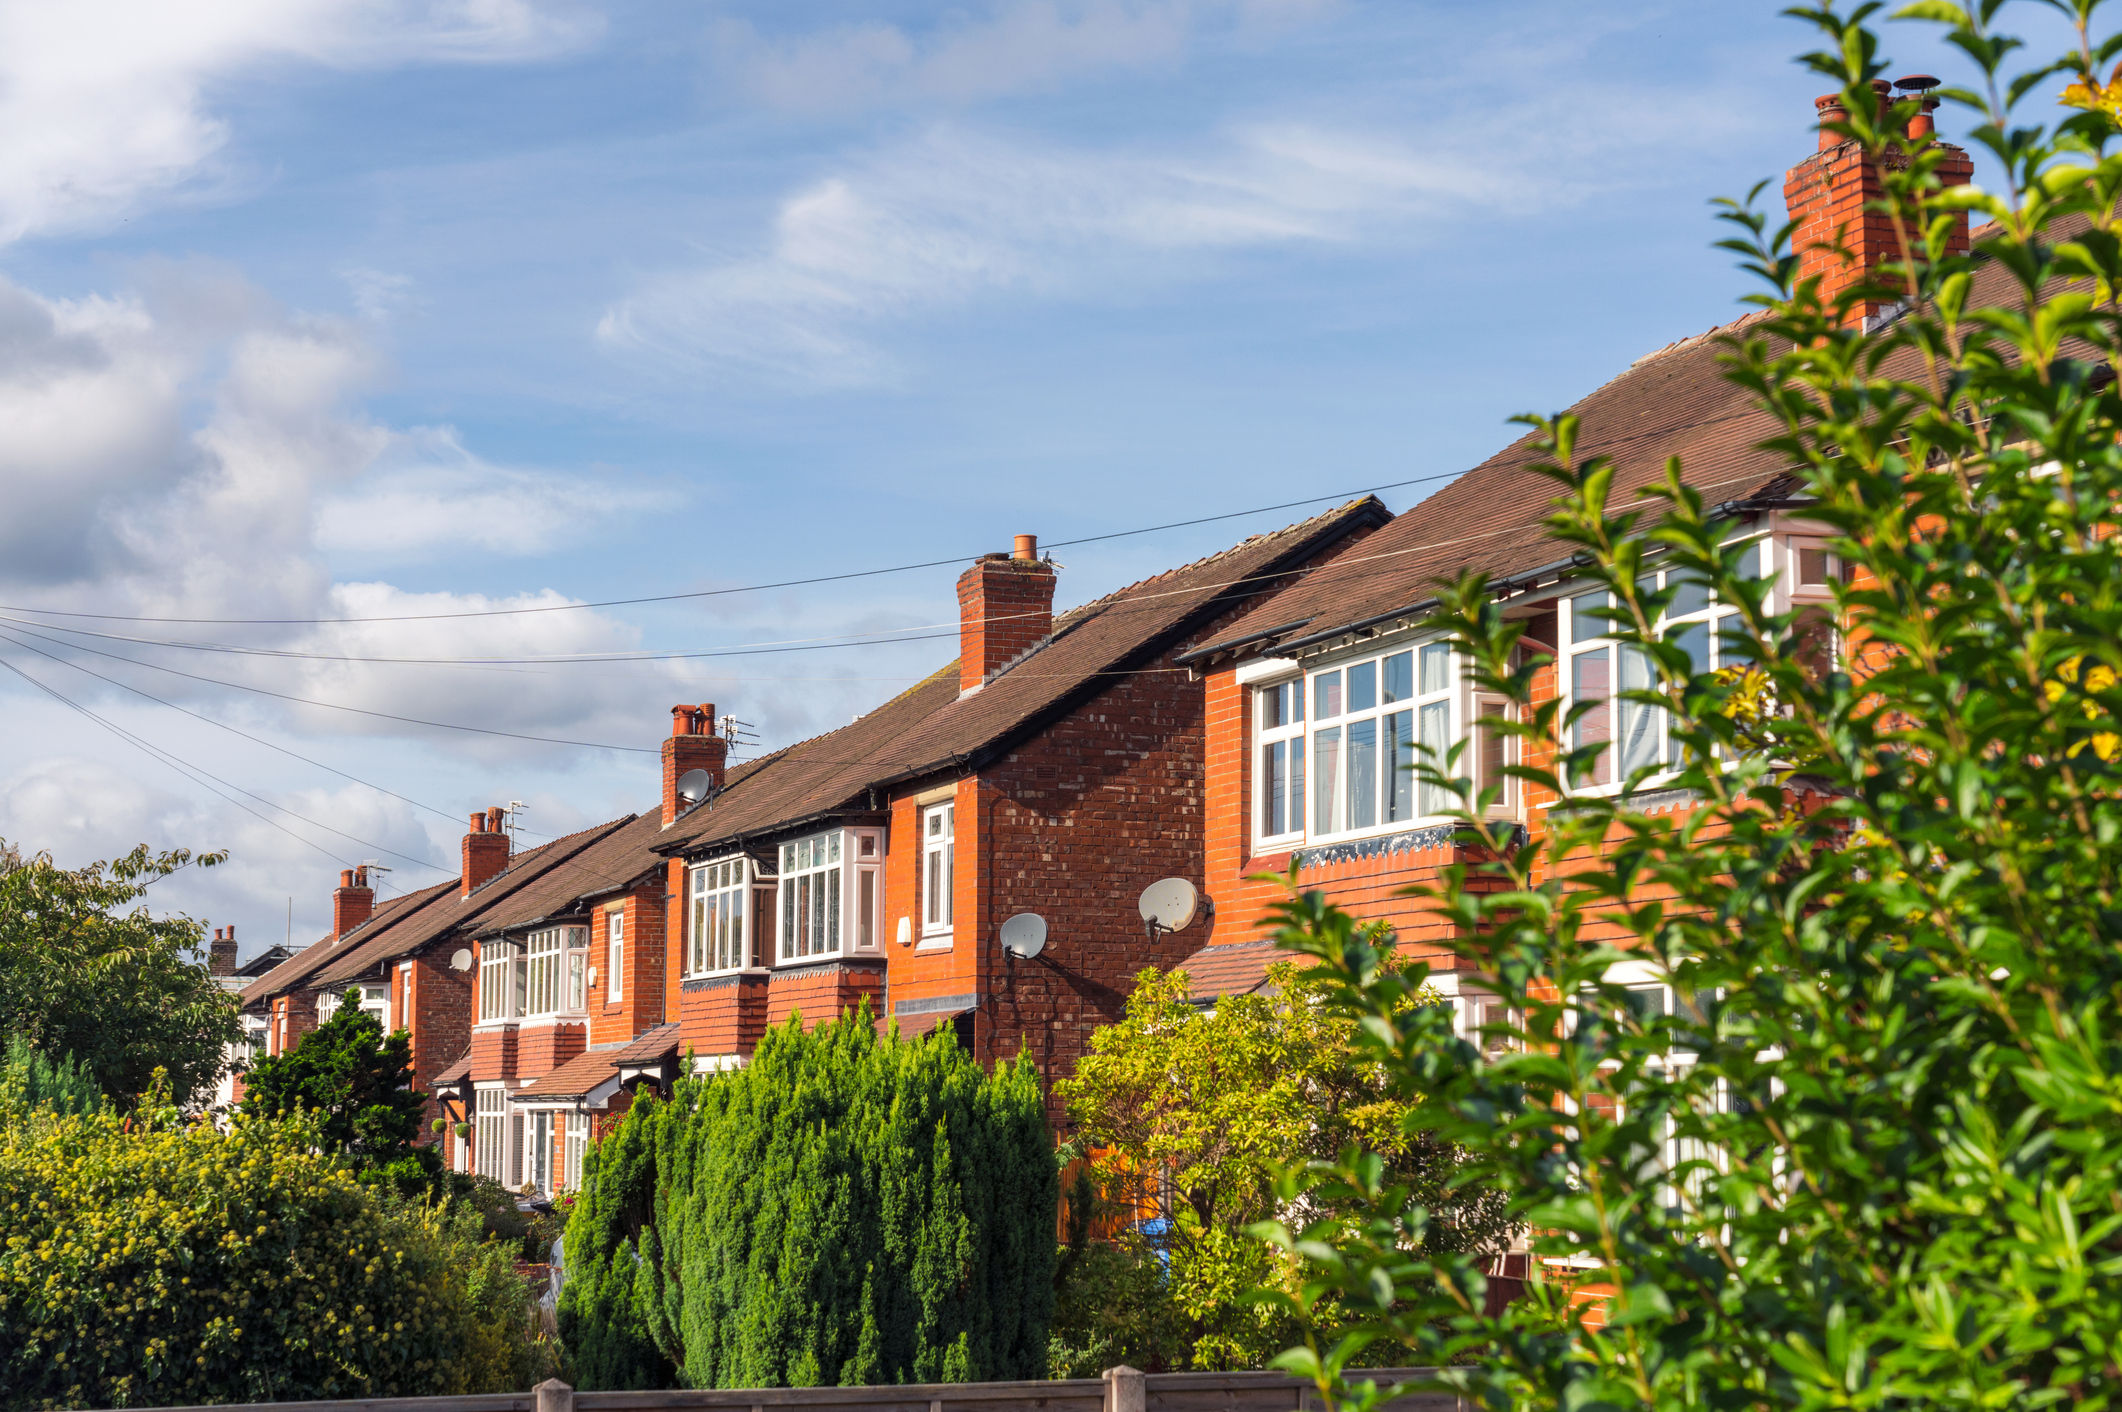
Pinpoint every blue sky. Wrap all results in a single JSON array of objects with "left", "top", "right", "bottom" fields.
[{"left": 0, "top": 0, "right": 2036, "bottom": 952}]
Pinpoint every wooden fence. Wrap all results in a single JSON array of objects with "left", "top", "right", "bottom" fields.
[{"left": 122, "top": 1367, "right": 1463, "bottom": 1412}]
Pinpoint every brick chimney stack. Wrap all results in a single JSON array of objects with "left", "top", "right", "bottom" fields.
[
  {"left": 208, "top": 924, "right": 239, "bottom": 976},
  {"left": 663, "top": 703, "right": 729, "bottom": 826},
  {"left": 332, "top": 867, "right": 374, "bottom": 939},
  {"left": 956, "top": 534, "right": 1056, "bottom": 694},
  {"left": 1785, "top": 76, "right": 1973, "bottom": 328},
  {"left": 462, "top": 811, "right": 510, "bottom": 898}
]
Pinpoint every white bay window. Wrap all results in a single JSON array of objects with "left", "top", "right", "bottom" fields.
[
  {"left": 689, "top": 855, "right": 754, "bottom": 974},
  {"left": 778, "top": 827, "right": 884, "bottom": 963}
]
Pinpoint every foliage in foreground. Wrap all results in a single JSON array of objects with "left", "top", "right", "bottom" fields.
[
  {"left": 1050, "top": 962, "right": 1508, "bottom": 1373},
  {"left": 0, "top": 1097, "right": 553, "bottom": 1409},
  {"left": 561, "top": 1009, "right": 1056, "bottom": 1389},
  {"left": 0, "top": 839, "right": 239, "bottom": 1106},
  {"left": 1264, "top": 5, "right": 2122, "bottom": 1409},
  {"left": 240, "top": 986, "right": 441, "bottom": 1193}
]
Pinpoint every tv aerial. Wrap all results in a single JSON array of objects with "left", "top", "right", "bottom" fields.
[
  {"left": 1138, "top": 878, "right": 1201, "bottom": 940},
  {"left": 999, "top": 912, "right": 1048, "bottom": 961},
  {"left": 676, "top": 769, "right": 720, "bottom": 810}
]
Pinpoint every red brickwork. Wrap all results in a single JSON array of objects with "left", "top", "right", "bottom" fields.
[
  {"left": 590, "top": 885, "right": 669, "bottom": 1045},
  {"left": 405, "top": 952, "right": 472, "bottom": 1139},
  {"left": 469, "top": 1023, "right": 519, "bottom": 1085},
  {"left": 677, "top": 972, "right": 772, "bottom": 1054},
  {"left": 767, "top": 959, "right": 885, "bottom": 1034},
  {"left": 331, "top": 868, "right": 374, "bottom": 939},
  {"left": 1784, "top": 87, "right": 1973, "bottom": 327},
  {"left": 960, "top": 655, "right": 1210, "bottom": 1123},
  {"left": 663, "top": 704, "right": 728, "bottom": 826},
  {"left": 957, "top": 552, "right": 1057, "bottom": 692},
  {"left": 517, "top": 1020, "right": 586, "bottom": 1074},
  {"left": 462, "top": 809, "right": 510, "bottom": 898}
]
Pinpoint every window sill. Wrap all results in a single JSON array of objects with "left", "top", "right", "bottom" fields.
[{"left": 473, "top": 1019, "right": 519, "bottom": 1032}]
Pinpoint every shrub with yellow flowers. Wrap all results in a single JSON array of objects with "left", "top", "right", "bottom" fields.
[{"left": 0, "top": 1087, "right": 554, "bottom": 1409}]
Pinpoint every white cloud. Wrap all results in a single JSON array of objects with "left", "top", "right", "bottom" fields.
[
  {"left": 708, "top": 0, "right": 1332, "bottom": 113},
  {"left": 595, "top": 123, "right": 1524, "bottom": 385},
  {"left": 0, "top": 0, "right": 601, "bottom": 243},
  {"left": 316, "top": 432, "right": 672, "bottom": 562},
  {"left": 0, "top": 265, "right": 707, "bottom": 761}
]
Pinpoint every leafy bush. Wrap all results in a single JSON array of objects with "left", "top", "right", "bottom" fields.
[
  {"left": 0, "top": 1101, "right": 551, "bottom": 1408},
  {"left": 1262, "top": 6, "right": 2122, "bottom": 1408},
  {"left": 1053, "top": 963, "right": 1506, "bottom": 1371},
  {"left": 563, "top": 1009, "right": 1056, "bottom": 1389},
  {"left": 0, "top": 840, "right": 238, "bottom": 1105}
]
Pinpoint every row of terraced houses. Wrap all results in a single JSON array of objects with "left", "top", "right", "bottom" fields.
[{"left": 232, "top": 90, "right": 1976, "bottom": 1196}]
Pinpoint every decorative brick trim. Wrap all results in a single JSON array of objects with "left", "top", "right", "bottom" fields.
[{"left": 895, "top": 991, "right": 978, "bottom": 1015}]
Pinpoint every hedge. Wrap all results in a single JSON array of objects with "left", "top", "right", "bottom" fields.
[
  {"left": 0, "top": 1102, "right": 548, "bottom": 1408},
  {"left": 561, "top": 1009, "right": 1056, "bottom": 1389}
]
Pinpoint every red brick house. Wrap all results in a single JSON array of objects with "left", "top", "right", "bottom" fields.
[
  {"left": 637, "top": 504, "right": 1390, "bottom": 1119},
  {"left": 1168, "top": 89, "right": 1977, "bottom": 1030}
]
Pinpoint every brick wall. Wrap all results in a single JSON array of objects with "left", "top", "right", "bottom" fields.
[
  {"left": 469, "top": 1023, "right": 518, "bottom": 1085},
  {"left": 517, "top": 1020, "right": 586, "bottom": 1075},
  {"left": 766, "top": 958, "right": 885, "bottom": 1034},
  {"left": 677, "top": 971, "right": 771, "bottom": 1054},
  {"left": 407, "top": 951, "right": 472, "bottom": 1138},
  {"left": 590, "top": 884, "right": 668, "bottom": 1046},
  {"left": 958, "top": 654, "right": 1210, "bottom": 1125}
]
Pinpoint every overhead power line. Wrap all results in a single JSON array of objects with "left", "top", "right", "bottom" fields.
[
  {"left": 0, "top": 648, "right": 452, "bottom": 879},
  {"left": 0, "top": 474, "right": 1462, "bottom": 627}
]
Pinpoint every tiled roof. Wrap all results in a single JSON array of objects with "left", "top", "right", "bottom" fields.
[
  {"left": 882, "top": 1006, "right": 971, "bottom": 1040},
  {"left": 658, "top": 498, "right": 1390, "bottom": 859},
  {"left": 610, "top": 1022, "right": 681, "bottom": 1066},
  {"left": 470, "top": 811, "right": 668, "bottom": 938},
  {"left": 1192, "top": 226, "right": 2059, "bottom": 659},
  {"left": 514, "top": 1045, "right": 627, "bottom": 1101},
  {"left": 431, "top": 1051, "right": 472, "bottom": 1086},
  {"left": 1170, "top": 938, "right": 1286, "bottom": 1003},
  {"left": 235, "top": 881, "right": 454, "bottom": 1007},
  {"left": 307, "top": 817, "right": 633, "bottom": 990}
]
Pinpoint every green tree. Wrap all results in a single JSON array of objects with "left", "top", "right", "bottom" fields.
[
  {"left": 0, "top": 1034, "right": 101, "bottom": 1116},
  {"left": 563, "top": 1008, "right": 1056, "bottom": 1390},
  {"left": 1260, "top": 5, "right": 2122, "bottom": 1408},
  {"left": 558, "top": 1089, "right": 677, "bottom": 1390},
  {"left": 0, "top": 839, "right": 238, "bottom": 1105},
  {"left": 1055, "top": 962, "right": 1507, "bottom": 1372},
  {"left": 240, "top": 987, "right": 437, "bottom": 1191}
]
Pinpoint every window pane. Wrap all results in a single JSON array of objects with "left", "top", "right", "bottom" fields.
[
  {"left": 1313, "top": 670, "right": 1342, "bottom": 720},
  {"left": 1716, "top": 613, "right": 1755, "bottom": 665},
  {"left": 1291, "top": 739, "right": 1304, "bottom": 835},
  {"left": 1417, "top": 645, "right": 1451, "bottom": 692},
  {"left": 859, "top": 869, "right": 875, "bottom": 947},
  {"left": 1618, "top": 644, "right": 1660, "bottom": 776},
  {"left": 1573, "top": 647, "right": 1611, "bottom": 785},
  {"left": 1262, "top": 740, "right": 1288, "bottom": 836},
  {"left": 782, "top": 879, "right": 795, "bottom": 957},
  {"left": 1312, "top": 726, "right": 1341, "bottom": 833},
  {"left": 1571, "top": 590, "right": 1610, "bottom": 644},
  {"left": 1346, "top": 718, "right": 1377, "bottom": 829},
  {"left": 1347, "top": 661, "right": 1376, "bottom": 713},
  {"left": 1418, "top": 701, "right": 1451, "bottom": 814},
  {"left": 1668, "top": 572, "right": 1710, "bottom": 618},
  {"left": 1668, "top": 620, "right": 1709, "bottom": 678},
  {"left": 827, "top": 868, "right": 841, "bottom": 952},
  {"left": 1382, "top": 651, "right": 1413, "bottom": 703},
  {"left": 926, "top": 849, "right": 940, "bottom": 926},
  {"left": 1730, "top": 540, "right": 1762, "bottom": 580},
  {"left": 1260, "top": 684, "right": 1286, "bottom": 730},
  {"left": 1385, "top": 710, "right": 1414, "bottom": 823},
  {"left": 1478, "top": 699, "right": 1510, "bottom": 810}
]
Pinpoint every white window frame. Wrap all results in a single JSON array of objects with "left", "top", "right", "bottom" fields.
[
  {"left": 563, "top": 1111, "right": 587, "bottom": 1191},
  {"left": 921, "top": 804, "right": 954, "bottom": 941},
  {"left": 1254, "top": 638, "right": 1464, "bottom": 849},
  {"left": 521, "top": 926, "right": 588, "bottom": 1019},
  {"left": 1561, "top": 537, "right": 1767, "bottom": 794},
  {"left": 474, "top": 1085, "right": 506, "bottom": 1182},
  {"left": 777, "top": 827, "right": 884, "bottom": 963},
  {"left": 688, "top": 856, "right": 755, "bottom": 975},
  {"left": 479, "top": 940, "right": 521, "bottom": 1023},
  {"left": 526, "top": 1109, "right": 552, "bottom": 1196},
  {"left": 565, "top": 930, "right": 588, "bottom": 1013},
  {"left": 319, "top": 983, "right": 388, "bottom": 1028},
  {"left": 606, "top": 910, "right": 624, "bottom": 1003},
  {"left": 1254, "top": 676, "right": 1305, "bottom": 846}
]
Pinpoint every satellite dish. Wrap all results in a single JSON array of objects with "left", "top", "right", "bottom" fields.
[
  {"left": 450, "top": 947, "right": 473, "bottom": 972},
  {"left": 1138, "top": 878, "right": 1199, "bottom": 935},
  {"left": 676, "top": 769, "right": 715, "bottom": 807},
  {"left": 999, "top": 912, "right": 1048, "bottom": 960}
]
